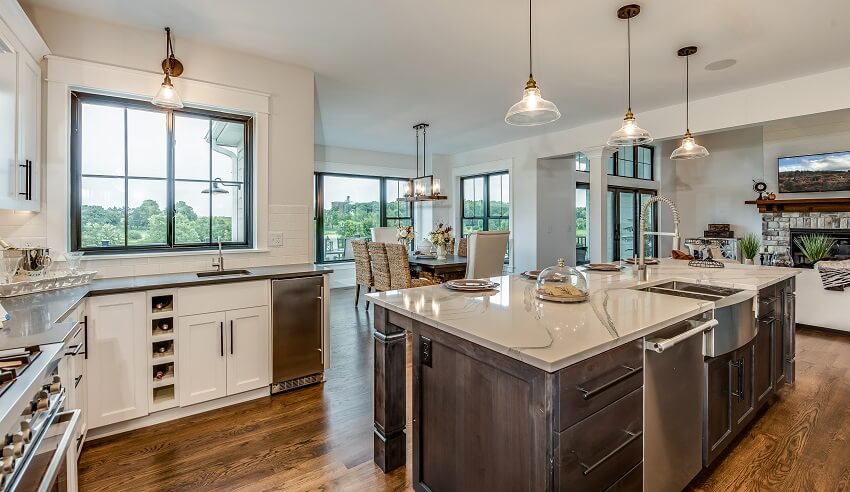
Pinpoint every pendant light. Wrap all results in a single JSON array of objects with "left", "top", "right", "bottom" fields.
[
  {"left": 670, "top": 46, "right": 709, "bottom": 160},
  {"left": 152, "top": 27, "right": 184, "bottom": 109},
  {"left": 607, "top": 5, "right": 652, "bottom": 147},
  {"left": 505, "top": 0, "right": 560, "bottom": 126},
  {"left": 399, "top": 123, "right": 447, "bottom": 203}
]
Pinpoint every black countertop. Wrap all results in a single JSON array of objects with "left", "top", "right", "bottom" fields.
[{"left": 0, "top": 264, "right": 331, "bottom": 350}]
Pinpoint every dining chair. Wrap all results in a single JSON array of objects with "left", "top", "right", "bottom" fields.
[
  {"left": 457, "top": 237, "right": 468, "bottom": 257},
  {"left": 466, "top": 231, "right": 510, "bottom": 279},
  {"left": 371, "top": 227, "right": 397, "bottom": 244},
  {"left": 352, "top": 240, "right": 373, "bottom": 308},
  {"left": 386, "top": 243, "right": 433, "bottom": 289},
  {"left": 367, "top": 242, "right": 393, "bottom": 292}
]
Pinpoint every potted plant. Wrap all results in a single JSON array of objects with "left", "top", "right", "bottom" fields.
[
  {"left": 794, "top": 234, "right": 836, "bottom": 266},
  {"left": 739, "top": 233, "right": 761, "bottom": 265},
  {"left": 396, "top": 225, "right": 415, "bottom": 250},
  {"left": 428, "top": 223, "right": 453, "bottom": 260}
]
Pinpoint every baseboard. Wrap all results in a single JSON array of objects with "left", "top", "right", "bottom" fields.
[
  {"left": 796, "top": 323, "right": 850, "bottom": 336},
  {"left": 84, "top": 387, "right": 270, "bottom": 442}
]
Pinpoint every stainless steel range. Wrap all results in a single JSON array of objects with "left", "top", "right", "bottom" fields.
[{"left": 0, "top": 340, "right": 79, "bottom": 491}]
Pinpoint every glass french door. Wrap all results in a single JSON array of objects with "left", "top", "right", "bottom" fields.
[
  {"left": 607, "top": 188, "right": 657, "bottom": 262},
  {"left": 576, "top": 184, "right": 590, "bottom": 265}
]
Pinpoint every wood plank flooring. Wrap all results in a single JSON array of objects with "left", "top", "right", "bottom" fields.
[{"left": 79, "top": 288, "right": 850, "bottom": 491}]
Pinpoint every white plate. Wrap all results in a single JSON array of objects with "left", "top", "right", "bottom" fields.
[
  {"left": 584, "top": 263, "right": 622, "bottom": 271},
  {"left": 444, "top": 279, "right": 499, "bottom": 291},
  {"left": 521, "top": 270, "right": 542, "bottom": 279}
]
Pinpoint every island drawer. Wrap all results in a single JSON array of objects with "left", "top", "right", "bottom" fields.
[
  {"left": 555, "top": 339, "right": 643, "bottom": 431},
  {"left": 555, "top": 388, "right": 643, "bottom": 491},
  {"left": 757, "top": 284, "right": 778, "bottom": 318}
]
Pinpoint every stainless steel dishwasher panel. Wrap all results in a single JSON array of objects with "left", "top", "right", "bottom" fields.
[
  {"left": 644, "top": 318, "right": 711, "bottom": 492},
  {"left": 272, "top": 276, "right": 324, "bottom": 387}
]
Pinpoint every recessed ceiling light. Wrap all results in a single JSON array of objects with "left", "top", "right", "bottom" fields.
[{"left": 705, "top": 59, "right": 736, "bottom": 71}]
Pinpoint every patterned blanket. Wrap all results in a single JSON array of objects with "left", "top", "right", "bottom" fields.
[{"left": 817, "top": 260, "right": 850, "bottom": 291}]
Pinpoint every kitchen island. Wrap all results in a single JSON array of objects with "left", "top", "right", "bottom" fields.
[{"left": 367, "top": 260, "right": 799, "bottom": 491}]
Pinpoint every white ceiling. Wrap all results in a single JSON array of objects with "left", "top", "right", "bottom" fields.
[{"left": 22, "top": 0, "right": 850, "bottom": 155}]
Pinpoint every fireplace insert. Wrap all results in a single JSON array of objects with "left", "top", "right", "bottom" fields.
[{"left": 790, "top": 228, "right": 850, "bottom": 267}]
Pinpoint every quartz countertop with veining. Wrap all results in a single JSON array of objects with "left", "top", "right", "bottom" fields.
[
  {"left": 0, "top": 264, "right": 332, "bottom": 350},
  {"left": 366, "top": 259, "right": 801, "bottom": 372}
]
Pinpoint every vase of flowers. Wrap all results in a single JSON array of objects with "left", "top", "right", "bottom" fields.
[
  {"left": 396, "top": 225, "right": 415, "bottom": 250},
  {"left": 429, "top": 223, "right": 453, "bottom": 260}
]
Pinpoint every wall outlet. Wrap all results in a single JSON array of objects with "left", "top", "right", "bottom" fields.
[{"left": 269, "top": 232, "right": 284, "bottom": 247}]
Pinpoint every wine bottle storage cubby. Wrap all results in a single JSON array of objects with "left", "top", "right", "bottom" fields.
[
  {"left": 148, "top": 289, "right": 179, "bottom": 412},
  {"left": 152, "top": 385, "right": 175, "bottom": 405},
  {"left": 151, "top": 317, "right": 174, "bottom": 339},
  {"left": 152, "top": 340, "right": 174, "bottom": 359},
  {"left": 151, "top": 294, "right": 173, "bottom": 314},
  {"left": 152, "top": 361, "right": 175, "bottom": 386}
]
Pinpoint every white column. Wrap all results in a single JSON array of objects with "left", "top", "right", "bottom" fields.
[{"left": 585, "top": 146, "right": 614, "bottom": 263}]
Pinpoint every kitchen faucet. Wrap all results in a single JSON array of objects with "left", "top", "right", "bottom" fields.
[
  {"left": 212, "top": 238, "right": 224, "bottom": 272},
  {"left": 638, "top": 195, "right": 680, "bottom": 281}
]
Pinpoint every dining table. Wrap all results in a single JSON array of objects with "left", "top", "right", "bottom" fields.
[{"left": 408, "top": 254, "right": 467, "bottom": 282}]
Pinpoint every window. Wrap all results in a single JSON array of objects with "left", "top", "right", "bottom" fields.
[
  {"left": 460, "top": 172, "right": 510, "bottom": 237},
  {"left": 575, "top": 153, "right": 590, "bottom": 172},
  {"left": 576, "top": 184, "right": 589, "bottom": 265},
  {"left": 607, "top": 187, "right": 657, "bottom": 262},
  {"left": 70, "top": 92, "right": 252, "bottom": 253},
  {"left": 606, "top": 145, "right": 654, "bottom": 180},
  {"left": 314, "top": 173, "right": 413, "bottom": 263}
]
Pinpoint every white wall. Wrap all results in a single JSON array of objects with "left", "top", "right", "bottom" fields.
[{"left": 0, "top": 6, "right": 314, "bottom": 278}]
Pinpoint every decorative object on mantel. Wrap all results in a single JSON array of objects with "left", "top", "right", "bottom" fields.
[
  {"left": 766, "top": 192, "right": 776, "bottom": 200},
  {"left": 152, "top": 27, "right": 184, "bottom": 109},
  {"left": 427, "top": 223, "right": 453, "bottom": 260},
  {"left": 608, "top": 4, "right": 653, "bottom": 147},
  {"left": 670, "top": 46, "right": 709, "bottom": 160},
  {"left": 752, "top": 180, "right": 767, "bottom": 200},
  {"left": 399, "top": 123, "right": 447, "bottom": 203},
  {"left": 0, "top": 270, "right": 97, "bottom": 297},
  {"left": 745, "top": 197, "right": 850, "bottom": 213},
  {"left": 535, "top": 258, "right": 589, "bottom": 303},
  {"left": 504, "top": 0, "right": 560, "bottom": 126},
  {"left": 739, "top": 233, "right": 762, "bottom": 265},
  {"left": 816, "top": 260, "right": 850, "bottom": 291}
]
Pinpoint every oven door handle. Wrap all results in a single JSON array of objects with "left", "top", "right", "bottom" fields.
[{"left": 36, "top": 409, "right": 81, "bottom": 492}]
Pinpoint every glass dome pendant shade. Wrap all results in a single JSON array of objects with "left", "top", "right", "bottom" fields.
[
  {"left": 670, "top": 131, "right": 709, "bottom": 160},
  {"left": 607, "top": 109, "right": 652, "bottom": 146},
  {"left": 505, "top": 76, "right": 561, "bottom": 126},
  {"left": 152, "top": 73, "right": 184, "bottom": 109}
]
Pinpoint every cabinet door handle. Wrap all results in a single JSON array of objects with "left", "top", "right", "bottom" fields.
[
  {"left": 580, "top": 430, "right": 643, "bottom": 476},
  {"left": 27, "top": 160, "right": 32, "bottom": 200},
  {"left": 230, "top": 320, "right": 234, "bottom": 355},
  {"left": 65, "top": 344, "right": 83, "bottom": 357},
  {"left": 731, "top": 359, "right": 745, "bottom": 401},
  {"left": 220, "top": 321, "right": 224, "bottom": 357},
  {"left": 83, "top": 316, "right": 88, "bottom": 360},
  {"left": 74, "top": 375, "right": 83, "bottom": 388},
  {"left": 576, "top": 365, "right": 643, "bottom": 400}
]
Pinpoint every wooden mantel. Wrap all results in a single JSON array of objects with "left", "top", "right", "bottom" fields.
[{"left": 745, "top": 197, "right": 850, "bottom": 213}]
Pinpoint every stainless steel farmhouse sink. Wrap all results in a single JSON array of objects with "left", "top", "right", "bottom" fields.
[
  {"left": 635, "top": 280, "right": 757, "bottom": 357},
  {"left": 196, "top": 269, "right": 252, "bottom": 278}
]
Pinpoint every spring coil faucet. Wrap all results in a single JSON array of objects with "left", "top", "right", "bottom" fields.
[{"left": 638, "top": 195, "right": 680, "bottom": 281}]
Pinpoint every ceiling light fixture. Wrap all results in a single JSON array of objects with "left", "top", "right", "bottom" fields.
[
  {"left": 399, "top": 123, "right": 447, "bottom": 203},
  {"left": 670, "top": 46, "right": 709, "bottom": 160},
  {"left": 152, "top": 27, "right": 184, "bottom": 109},
  {"left": 505, "top": 0, "right": 560, "bottom": 126},
  {"left": 607, "top": 4, "right": 652, "bottom": 147}
]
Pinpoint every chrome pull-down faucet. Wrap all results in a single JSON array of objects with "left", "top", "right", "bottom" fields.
[
  {"left": 212, "top": 238, "right": 224, "bottom": 272},
  {"left": 638, "top": 195, "right": 680, "bottom": 281}
]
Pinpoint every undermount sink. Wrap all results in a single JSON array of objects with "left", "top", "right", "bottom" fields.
[
  {"left": 650, "top": 281, "right": 741, "bottom": 298},
  {"left": 196, "top": 269, "right": 252, "bottom": 278}
]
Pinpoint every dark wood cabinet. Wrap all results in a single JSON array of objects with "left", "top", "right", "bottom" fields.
[
  {"left": 753, "top": 317, "right": 774, "bottom": 408},
  {"left": 704, "top": 351, "right": 734, "bottom": 466},
  {"left": 731, "top": 344, "right": 755, "bottom": 428}
]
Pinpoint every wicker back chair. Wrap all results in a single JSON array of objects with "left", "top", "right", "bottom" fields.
[
  {"left": 368, "top": 242, "right": 392, "bottom": 292},
  {"left": 457, "top": 237, "right": 468, "bottom": 257},
  {"left": 386, "top": 243, "right": 432, "bottom": 289},
  {"left": 352, "top": 240, "right": 373, "bottom": 307}
]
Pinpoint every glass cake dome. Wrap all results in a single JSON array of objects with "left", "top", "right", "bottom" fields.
[{"left": 535, "top": 258, "right": 589, "bottom": 303}]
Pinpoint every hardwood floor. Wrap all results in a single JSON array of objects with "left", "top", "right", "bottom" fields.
[{"left": 78, "top": 288, "right": 850, "bottom": 491}]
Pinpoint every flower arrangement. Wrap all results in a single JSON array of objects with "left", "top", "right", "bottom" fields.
[
  {"left": 396, "top": 225, "right": 415, "bottom": 243},
  {"left": 428, "top": 223, "right": 453, "bottom": 247}
]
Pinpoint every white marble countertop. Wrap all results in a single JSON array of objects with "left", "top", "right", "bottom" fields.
[{"left": 367, "top": 259, "right": 801, "bottom": 373}]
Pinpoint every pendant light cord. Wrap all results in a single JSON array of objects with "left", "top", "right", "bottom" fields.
[
  {"left": 685, "top": 54, "right": 690, "bottom": 133},
  {"left": 415, "top": 127, "right": 420, "bottom": 178},
  {"left": 626, "top": 18, "right": 631, "bottom": 111},
  {"left": 528, "top": 0, "right": 533, "bottom": 78},
  {"left": 423, "top": 126, "right": 427, "bottom": 177}
]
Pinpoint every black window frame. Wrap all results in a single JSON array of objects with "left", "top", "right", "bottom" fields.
[
  {"left": 606, "top": 144, "right": 654, "bottom": 180},
  {"left": 314, "top": 172, "right": 414, "bottom": 264},
  {"left": 607, "top": 185, "right": 658, "bottom": 261},
  {"left": 459, "top": 171, "right": 510, "bottom": 238},
  {"left": 70, "top": 91, "right": 254, "bottom": 254}
]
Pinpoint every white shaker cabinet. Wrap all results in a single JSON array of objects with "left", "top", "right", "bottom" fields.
[
  {"left": 86, "top": 293, "right": 149, "bottom": 428},
  {"left": 177, "top": 312, "right": 228, "bottom": 406},
  {"left": 227, "top": 306, "right": 271, "bottom": 395}
]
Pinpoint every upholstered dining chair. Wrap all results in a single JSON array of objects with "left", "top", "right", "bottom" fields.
[
  {"left": 386, "top": 243, "right": 433, "bottom": 289},
  {"left": 351, "top": 240, "right": 373, "bottom": 308},
  {"left": 466, "top": 231, "right": 510, "bottom": 279},
  {"left": 367, "top": 242, "right": 393, "bottom": 292},
  {"left": 457, "top": 237, "right": 468, "bottom": 257},
  {"left": 371, "top": 227, "right": 397, "bottom": 244}
]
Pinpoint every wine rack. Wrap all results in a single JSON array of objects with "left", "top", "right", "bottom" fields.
[{"left": 147, "top": 290, "right": 179, "bottom": 412}]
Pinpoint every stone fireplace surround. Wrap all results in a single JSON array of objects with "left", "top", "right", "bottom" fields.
[{"left": 761, "top": 211, "right": 850, "bottom": 255}]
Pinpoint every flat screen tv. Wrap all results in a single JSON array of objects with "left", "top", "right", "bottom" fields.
[{"left": 778, "top": 150, "right": 850, "bottom": 193}]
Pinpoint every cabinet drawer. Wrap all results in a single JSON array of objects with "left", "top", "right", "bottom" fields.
[
  {"left": 757, "top": 285, "right": 778, "bottom": 318},
  {"left": 178, "top": 280, "right": 269, "bottom": 316},
  {"left": 556, "top": 388, "right": 643, "bottom": 491},
  {"left": 607, "top": 462, "right": 642, "bottom": 492},
  {"left": 556, "top": 340, "right": 643, "bottom": 431}
]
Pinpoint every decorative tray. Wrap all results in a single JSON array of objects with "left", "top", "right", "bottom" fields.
[{"left": 0, "top": 271, "right": 97, "bottom": 297}]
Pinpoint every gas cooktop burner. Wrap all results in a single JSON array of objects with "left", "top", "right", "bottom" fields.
[{"left": 0, "top": 349, "right": 40, "bottom": 398}]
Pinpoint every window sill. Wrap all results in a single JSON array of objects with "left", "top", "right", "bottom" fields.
[{"left": 76, "top": 248, "right": 270, "bottom": 261}]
